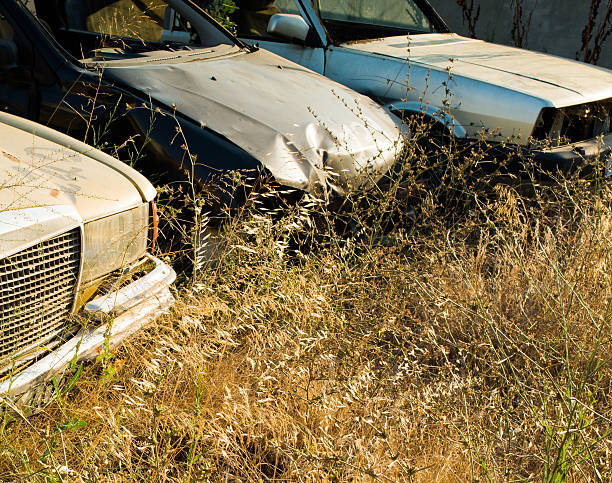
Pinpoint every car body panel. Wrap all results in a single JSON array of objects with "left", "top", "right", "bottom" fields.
[
  {"left": 0, "top": 111, "right": 157, "bottom": 204},
  {"left": 0, "top": 112, "right": 176, "bottom": 407},
  {"left": 343, "top": 34, "right": 612, "bottom": 107},
  {"left": 0, "top": 205, "right": 81, "bottom": 259},
  {"left": 0, "top": 118, "right": 144, "bottom": 223},
  {"left": 252, "top": 39, "right": 325, "bottom": 73},
  {"left": 237, "top": 0, "right": 612, "bottom": 150},
  {"left": 0, "top": 0, "right": 402, "bottom": 202},
  {"left": 103, "top": 47, "right": 401, "bottom": 193},
  {"left": 0, "top": 261, "right": 175, "bottom": 406}
]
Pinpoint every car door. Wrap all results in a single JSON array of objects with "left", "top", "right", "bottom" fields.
[
  {"left": 235, "top": 0, "right": 326, "bottom": 74},
  {"left": 0, "top": 5, "right": 37, "bottom": 119}
]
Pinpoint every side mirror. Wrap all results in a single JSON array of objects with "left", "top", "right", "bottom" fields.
[
  {"left": 0, "top": 39, "right": 17, "bottom": 71},
  {"left": 267, "top": 14, "right": 310, "bottom": 42}
]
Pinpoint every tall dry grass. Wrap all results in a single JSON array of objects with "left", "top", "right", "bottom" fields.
[{"left": 0, "top": 118, "right": 610, "bottom": 482}]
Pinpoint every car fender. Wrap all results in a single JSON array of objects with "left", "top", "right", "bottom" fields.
[{"left": 382, "top": 100, "right": 467, "bottom": 138}]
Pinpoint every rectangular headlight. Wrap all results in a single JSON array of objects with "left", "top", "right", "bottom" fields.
[{"left": 81, "top": 204, "right": 149, "bottom": 283}]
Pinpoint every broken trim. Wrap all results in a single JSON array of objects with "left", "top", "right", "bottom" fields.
[{"left": 85, "top": 254, "right": 176, "bottom": 318}]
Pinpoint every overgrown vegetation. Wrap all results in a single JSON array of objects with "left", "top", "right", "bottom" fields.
[
  {"left": 1, "top": 6, "right": 611, "bottom": 479},
  {"left": 0, "top": 104, "right": 610, "bottom": 481},
  {"left": 510, "top": 0, "right": 538, "bottom": 48},
  {"left": 200, "top": 0, "right": 238, "bottom": 31}
]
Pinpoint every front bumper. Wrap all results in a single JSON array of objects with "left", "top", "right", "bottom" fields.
[
  {"left": 529, "top": 133, "right": 612, "bottom": 175},
  {"left": 486, "top": 133, "right": 612, "bottom": 176},
  {"left": 0, "top": 254, "right": 176, "bottom": 409}
]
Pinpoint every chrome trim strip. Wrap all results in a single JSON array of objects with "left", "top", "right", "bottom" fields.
[{"left": 84, "top": 254, "right": 176, "bottom": 318}]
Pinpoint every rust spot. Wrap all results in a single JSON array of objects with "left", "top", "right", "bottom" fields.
[
  {"left": 1, "top": 150, "right": 20, "bottom": 163},
  {"left": 50, "top": 189, "right": 60, "bottom": 198},
  {"left": 345, "top": 37, "right": 384, "bottom": 45}
]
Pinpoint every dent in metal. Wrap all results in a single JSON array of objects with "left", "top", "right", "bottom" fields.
[{"left": 104, "top": 48, "right": 401, "bottom": 197}]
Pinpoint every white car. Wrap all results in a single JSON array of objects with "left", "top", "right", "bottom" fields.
[
  {"left": 0, "top": 112, "right": 175, "bottom": 409},
  {"left": 235, "top": 0, "right": 612, "bottom": 173}
]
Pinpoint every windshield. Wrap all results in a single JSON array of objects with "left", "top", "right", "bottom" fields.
[
  {"left": 317, "top": 0, "right": 437, "bottom": 42},
  {"left": 72, "top": 0, "right": 171, "bottom": 42},
  {"left": 40, "top": 0, "right": 235, "bottom": 60}
]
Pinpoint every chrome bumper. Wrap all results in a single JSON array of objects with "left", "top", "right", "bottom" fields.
[{"left": 0, "top": 254, "right": 176, "bottom": 406}]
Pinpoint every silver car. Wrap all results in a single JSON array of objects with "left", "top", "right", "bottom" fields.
[
  {"left": 0, "top": 112, "right": 176, "bottom": 409},
  {"left": 235, "top": 0, "right": 612, "bottom": 173}
]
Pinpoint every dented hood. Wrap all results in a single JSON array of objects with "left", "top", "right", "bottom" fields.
[
  {"left": 345, "top": 33, "right": 612, "bottom": 107},
  {"left": 103, "top": 47, "right": 401, "bottom": 194},
  {"left": 0, "top": 118, "right": 147, "bottom": 221}
]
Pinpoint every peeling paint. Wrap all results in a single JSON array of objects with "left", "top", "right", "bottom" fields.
[{"left": 1, "top": 150, "right": 20, "bottom": 163}]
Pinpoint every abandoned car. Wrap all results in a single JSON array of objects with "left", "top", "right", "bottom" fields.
[
  {"left": 234, "top": 0, "right": 612, "bottom": 174},
  {"left": 0, "top": 0, "right": 402, "bottom": 204},
  {"left": 0, "top": 111, "right": 176, "bottom": 408}
]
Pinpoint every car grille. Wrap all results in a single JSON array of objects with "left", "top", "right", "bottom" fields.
[
  {"left": 532, "top": 99, "right": 612, "bottom": 144},
  {"left": 0, "top": 229, "right": 81, "bottom": 369}
]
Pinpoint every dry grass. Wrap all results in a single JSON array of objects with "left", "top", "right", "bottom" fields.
[{"left": 0, "top": 128, "right": 611, "bottom": 482}]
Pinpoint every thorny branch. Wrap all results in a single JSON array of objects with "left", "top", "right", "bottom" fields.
[
  {"left": 455, "top": 0, "right": 480, "bottom": 38},
  {"left": 577, "top": 0, "right": 612, "bottom": 65},
  {"left": 511, "top": 0, "right": 538, "bottom": 48}
]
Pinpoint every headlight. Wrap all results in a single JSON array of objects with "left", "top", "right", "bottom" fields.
[{"left": 81, "top": 204, "right": 149, "bottom": 283}]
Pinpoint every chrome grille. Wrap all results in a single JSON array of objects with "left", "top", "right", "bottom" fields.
[{"left": 0, "top": 229, "right": 81, "bottom": 365}]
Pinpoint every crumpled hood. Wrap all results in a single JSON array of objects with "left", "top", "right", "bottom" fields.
[
  {"left": 104, "top": 48, "right": 401, "bottom": 195},
  {"left": 0, "top": 121, "right": 144, "bottom": 220},
  {"left": 345, "top": 33, "right": 612, "bottom": 107}
]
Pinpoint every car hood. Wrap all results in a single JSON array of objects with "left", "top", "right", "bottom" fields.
[
  {"left": 0, "top": 119, "right": 146, "bottom": 221},
  {"left": 344, "top": 33, "right": 612, "bottom": 107},
  {"left": 103, "top": 47, "right": 401, "bottom": 195}
]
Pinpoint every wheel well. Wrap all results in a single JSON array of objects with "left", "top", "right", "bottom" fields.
[
  {"left": 385, "top": 102, "right": 467, "bottom": 139},
  {"left": 390, "top": 109, "right": 455, "bottom": 138}
]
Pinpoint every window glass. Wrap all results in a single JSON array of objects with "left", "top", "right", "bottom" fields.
[
  {"left": 56, "top": 0, "right": 237, "bottom": 59},
  {"left": 273, "top": 0, "right": 300, "bottom": 14},
  {"left": 79, "top": 0, "right": 167, "bottom": 42},
  {"left": 318, "top": 0, "right": 431, "bottom": 32},
  {"left": 20, "top": 0, "right": 36, "bottom": 16},
  {"left": 0, "top": 6, "right": 33, "bottom": 66},
  {"left": 232, "top": 0, "right": 300, "bottom": 37},
  {"left": 0, "top": 14, "right": 14, "bottom": 40},
  {"left": 63, "top": 0, "right": 216, "bottom": 47}
]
